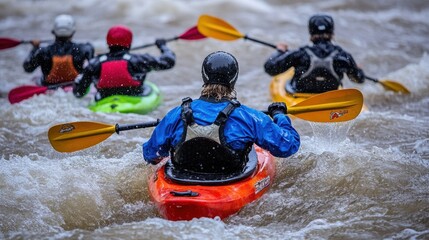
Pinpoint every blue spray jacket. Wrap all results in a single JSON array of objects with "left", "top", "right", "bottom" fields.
[{"left": 143, "top": 98, "right": 300, "bottom": 164}]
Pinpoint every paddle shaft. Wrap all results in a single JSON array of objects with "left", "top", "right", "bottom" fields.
[
  {"left": 47, "top": 81, "right": 74, "bottom": 89},
  {"left": 116, "top": 120, "right": 160, "bottom": 133},
  {"left": 130, "top": 37, "right": 178, "bottom": 50},
  {"left": 130, "top": 25, "right": 204, "bottom": 51},
  {"left": 21, "top": 40, "right": 51, "bottom": 44},
  {"left": 244, "top": 35, "right": 276, "bottom": 49},
  {"left": 365, "top": 76, "right": 379, "bottom": 83}
]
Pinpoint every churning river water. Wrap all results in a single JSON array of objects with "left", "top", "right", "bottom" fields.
[{"left": 1, "top": 0, "right": 428, "bottom": 239}]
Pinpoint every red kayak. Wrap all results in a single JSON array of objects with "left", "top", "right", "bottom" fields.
[{"left": 148, "top": 145, "right": 276, "bottom": 221}]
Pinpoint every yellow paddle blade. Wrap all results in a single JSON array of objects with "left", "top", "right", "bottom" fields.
[
  {"left": 48, "top": 121, "right": 117, "bottom": 152},
  {"left": 197, "top": 14, "right": 245, "bottom": 41},
  {"left": 379, "top": 80, "right": 410, "bottom": 94},
  {"left": 287, "top": 89, "right": 363, "bottom": 122}
]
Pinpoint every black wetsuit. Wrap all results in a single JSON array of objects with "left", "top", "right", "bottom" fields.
[
  {"left": 23, "top": 40, "right": 94, "bottom": 86},
  {"left": 264, "top": 39, "right": 365, "bottom": 93},
  {"left": 73, "top": 44, "right": 175, "bottom": 101}
]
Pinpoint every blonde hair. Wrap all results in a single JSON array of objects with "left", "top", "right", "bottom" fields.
[{"left": 201, "top": 84, "right": 236, "bottom": 101}]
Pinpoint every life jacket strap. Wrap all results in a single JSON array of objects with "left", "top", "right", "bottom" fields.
[
  {"left": 180, "top": 97, "right": 194, "bottom": 125},
  {"left": 214, "top": 99, "right": 241, "bottom": 126}
]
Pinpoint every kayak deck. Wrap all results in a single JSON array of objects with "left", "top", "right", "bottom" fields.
[{"left": 148, "top": 145, "right": 276, "bottom": 221}]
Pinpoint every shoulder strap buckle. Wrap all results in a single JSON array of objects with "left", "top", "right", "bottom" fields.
[
  {"left": 230, "top": 98, "right": 241, "bottom": 107},
  {"left": 180, "top": 97, "right": 194, "bottom": 125},
  {"left": 214, "top": 99, "right": 240, "bottom": 125}
]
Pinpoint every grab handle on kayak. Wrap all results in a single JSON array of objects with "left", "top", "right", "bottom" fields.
[{"left": 170, "top": 190, "right": 199, "bottom": 197}]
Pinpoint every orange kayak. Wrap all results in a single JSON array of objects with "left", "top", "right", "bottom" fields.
[{"left": 148, "top": 145, "right": 276, "bottom": 221}]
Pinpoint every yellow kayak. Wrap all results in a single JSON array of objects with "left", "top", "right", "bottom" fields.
[{"left": 269, "top": 68, "right": 367, "bottom": 111}]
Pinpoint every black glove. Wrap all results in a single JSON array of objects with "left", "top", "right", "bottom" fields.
[
  {"left": 268, "top": 102, "right": 287, "bottom": 118},
  {"left": 155, "top": 38, "right": 166, "bottom": 48}
]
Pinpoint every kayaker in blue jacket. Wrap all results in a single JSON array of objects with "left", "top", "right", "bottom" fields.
[
  {"left": 143, "top": 51, "right": 300, "bottom": 174},
  {"left": 73, "top": 25, "right": 175, "bottom": 101},
  {"left": 264, "top": 14, "right": 365, "bottom": 94},
  {"left": 23, "top": 14, "right": 94, "bottom": 86}
]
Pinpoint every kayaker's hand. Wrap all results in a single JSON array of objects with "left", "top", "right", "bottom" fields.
[
  {"left": 268, "top": 102, "right": 287, "bottom": 118},
  {"left": 276, "top": 42, "right": 288, "bottom": 52},
  {"left": 155, "top": 38, "right": 166, "bottom": 48},
  {"left": 147, "top": 157, "right": 163, "bottom": 165},
  {"left": 31, "top": 40, "right": 40, "bottom": 48}
]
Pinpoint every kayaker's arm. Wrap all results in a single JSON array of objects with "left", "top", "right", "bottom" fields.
[
  {"left": 23, "top": 45, "right": 42, "bottom": 73},
  {"left": 157, "top": 48, "right": 176, "bottom": 70},
  {"left": 67, "top": 42, "right": 95, "bottom": 74},
  {"left": 266, "top": 113, "right": 301, "bottom": 158},
  {"left": 264, "top": 49, "right": 298, "bottom": 76},
  {"left": 249, "top": 107, "right": 300, "bottom": 158},
  {"left": 347, "top": 67, "right": 365, "bottom": 84},
  {"left": 142, "top": 128, "right": 173, "bottom": 164},
  {"left": 146, "top": 39, "right": 176, "bottom": 71},
  {"left": 142, "top": 107, "right": 182, "bottom": 164},
  {"left": 73, "top": 57, "right": 100, "bottom": 98},
  {"left": 81, "top": 42, "right": 95, "bottom": 61},
  {"left": 336, "top": 50, "right": 365, "bottom": 84}
]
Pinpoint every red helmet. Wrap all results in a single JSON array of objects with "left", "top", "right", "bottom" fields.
[{"left": 106, "top": 25, "right": 133, "bottom": 48}]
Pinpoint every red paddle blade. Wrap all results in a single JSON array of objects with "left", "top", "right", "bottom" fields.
[
  {"left": 178, "top": 26, "right": 206, "bottom": 40},
  {"left": 0, "top": 38, "right": 23, "bottom": 50},
  {"left": 8, "top": 85, "right": 48, "bottom": 104}
]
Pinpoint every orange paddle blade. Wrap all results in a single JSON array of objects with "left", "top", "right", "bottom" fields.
[
  {"left": 48, "top": 122, "right": 116, "bottom": 153},
  {"left": 197, "top": 14, "right": 245, "bottom": 40},
  {"left": 379, "top": 80, "right": 410, "bottom": 94},
  {"left": 287, "top": 89, "right": 364, "bottom": 122}
]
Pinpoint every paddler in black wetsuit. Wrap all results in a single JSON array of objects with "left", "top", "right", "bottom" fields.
[
  {"left": 23, "top": 14, "right": 94, "bottom": 86},
  {"left": 73, "top": 25, "right": 176, "bottom": 101},
  {"left": 264, "top": 14, "right": 365, "bottom": 94}
]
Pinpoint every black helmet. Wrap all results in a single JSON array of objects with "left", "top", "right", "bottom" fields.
[
  {"left": 202, "top": 51, "right": 239, "bottom": 88},
  {"left": 309, "top": 14, "right": 334, "bottom": 35}
]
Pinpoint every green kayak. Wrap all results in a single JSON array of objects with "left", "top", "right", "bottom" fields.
[{"left": 88, "top": 81, "right": 162, "bottom": 114}]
